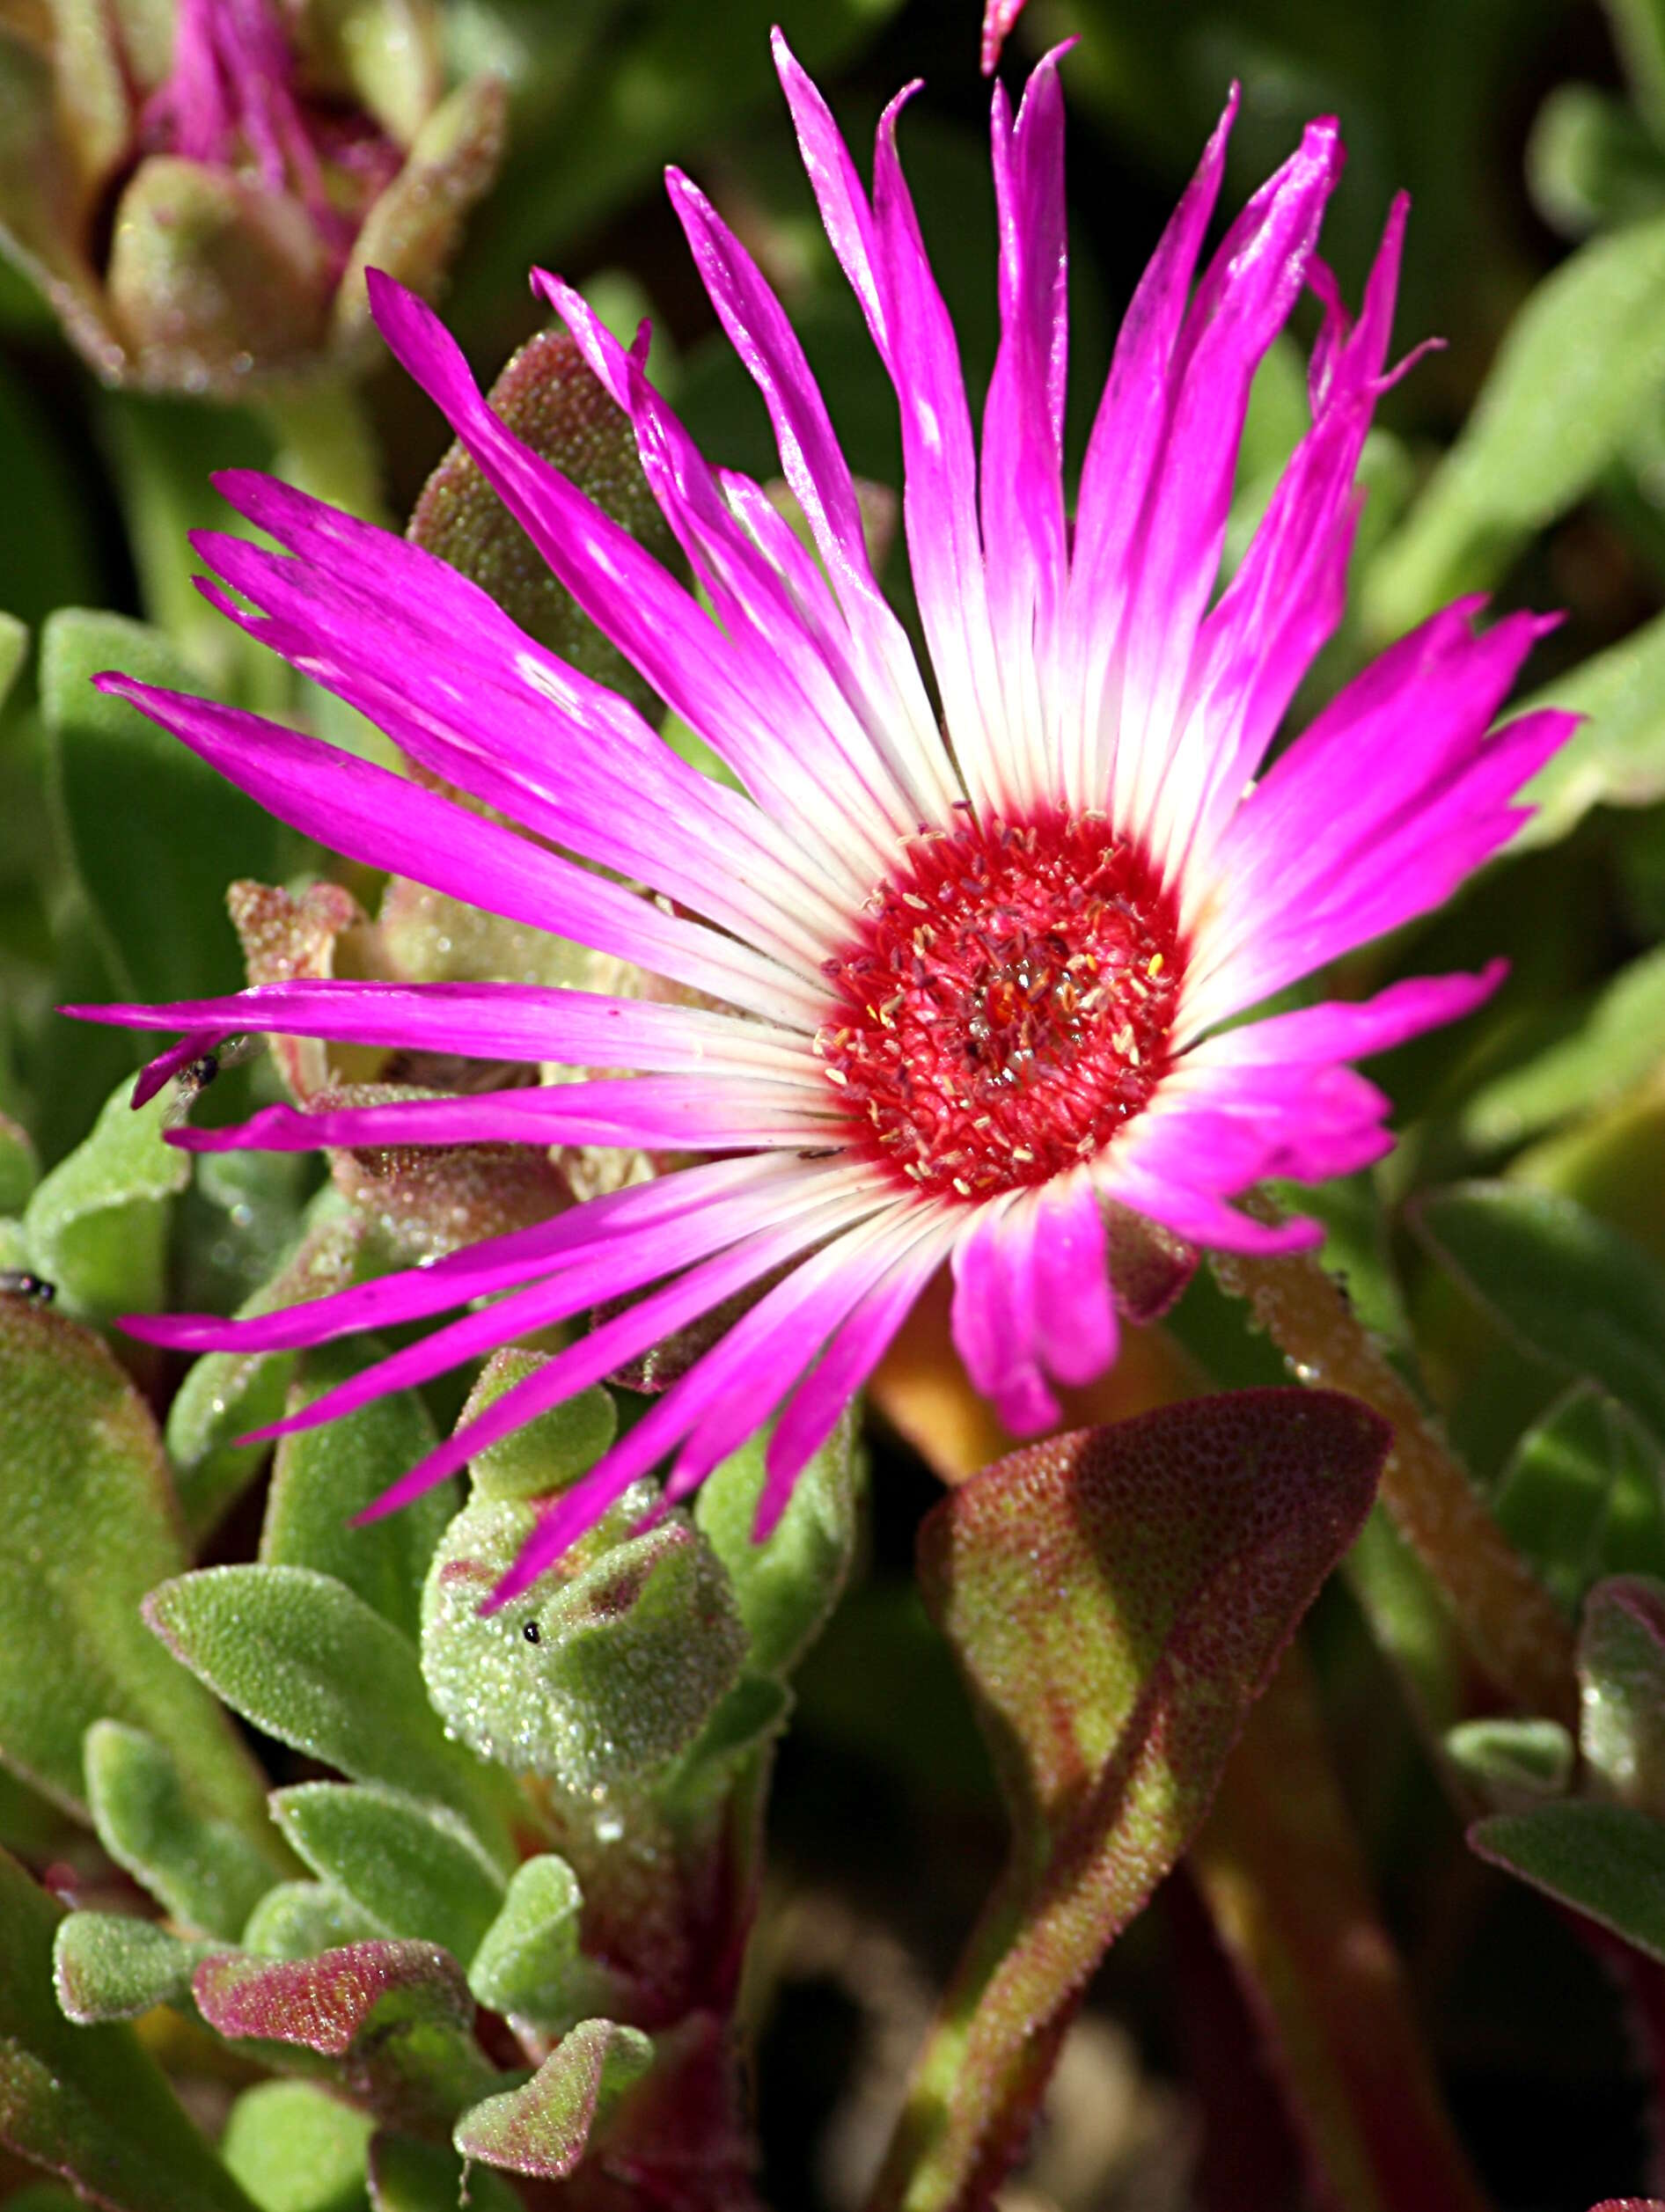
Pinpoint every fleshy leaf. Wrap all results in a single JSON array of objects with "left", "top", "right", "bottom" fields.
[
  {"left": 1471, "top": 1800, "right": 1665, "bottom": 1964},
  {"left": 270, "top": 1783, "right": 505, "bottom": 1962},
  {"left": 0, "top": 1107, "right": 38, "bottom": 1213},
  {"left": 333, "top": 75, "right": 506, "bottom": 355},
  {"left": 243, "top": 1883, "right": 382, "bottom": 1961},
  {"left": 105, "top": 159, "right": 330, "bottom": 391},
  {"left": 84, "top": 1719, "right": 277, "bottom": 1939},
  {"left": 1444, "top": 1718, "right": 1576, "bottom": 1809},
  {"left": 21, "top": 1072, "right": 189, "bottom": 1319},
  {"left": 52, "top": 1913, "right": 213, "bottom": 2024},
  {"left": 1364, "top": 209, "right": 1665, "bottom": 635},
  {"left": 221, "top": 2080, "right": 375, "bottom": 2212},
  {"left": 262, "top": 1343, "right": 453, "bottom": 1644},
  {"left": 451, "top": 2017, "right": 653, "bottom": 2180},
  {"left": 1528, "top": 83, "right": 1665, "bottom": 236},
  {"left": 1514, "top": 604, "right": 1665, "bottom": 848},
  {"left": 693, "top": 1407, "right": 860, "bottom": 1677},
  {"left": 1412, "top": 1183, "right": 1665, "bottom": 1447},
  {"left": 366, "top": 2130, "right": 521, "bottom": 2212},
  {"left": 466, "top": 1853, "right": 612, "bottom": 2030},
  {"left": 194, "top": 1943, "right": 498, "bottom": 2132},
  {"left": 144, "top": 1565, "right": 513, "bottom": 1868},
  {"left": 407, "top": 324, "right": 684, "bottom": 726},
  {"left": 0, "top": 1298, "right": 271, "bottom": 1834},
  {"left": 167, "top": 1197, "right": 395, "bottom": 1546},
  {"left": 462, "top": 1352, "right": 617, "bottom": 1502},
  {"left": 0, "top": 1843, "right": 255, "bottom": 2212},
  {"left": 39, "top": 611, "right": 285, "bottom": 1004},
  {"left": 422, "top": 1497, "right": 747, "bottom": 1793},
  {"left": 1579, "top": 1575, "right": 1665, "bottom": 1814},
  {"left": 1493, "top": 1384, "right": 1665, "bottom": 1616},
  {"left": 1461, "top": 944, "right": 1665, "bottom": 1148},
  {"left": 869, "top": 1390, "right": 1388, "bottom": 2210}
]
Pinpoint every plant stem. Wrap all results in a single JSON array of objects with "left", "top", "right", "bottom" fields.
[
  {"left": 1192, "top": 1644, "right": 1496, "bottom": 2212},
  {"left": 1210, "top": 1197, "right": 1578, "bottom": 1727}
]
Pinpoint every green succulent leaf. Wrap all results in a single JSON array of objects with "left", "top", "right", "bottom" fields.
[
  {"left": 271, "top": 1783, "right": 506, "bottom": 1962},
  {"left": 1471, "top": 1800, "right": 1665, "bottom": 1964},
  {"left": 1578, "top": 1575, "right": 1665, "bottom": 1814},
  {"left": 52, "top": 1912, "right": 213, "bottom": 2024},
  {"left": 876, "top": 1389, "right": 1388, "bottom": 2210},
  {"left": 167, "top": 1196, "right": 393, "bottom": 1546},
  {"left": 693, "top": 1407, "right": 860, "bottom": 1679},
  {"left": 462, "top": 1355, "right": 616, "bottom": 1503},
  {"left": 21, "top": 1072, "right": 189, "bottom": 1319},
  {"left": 466, "top": 1853, "right": 608, "bottom": 2029},
  {"left": 220, "top": 2081, "right": 374, "bottom": 2212},
  {"left": 84, "top": 1719, "right": 278, "bottom": 1938},
  {"left": 144, "top": 1565, "right": 514, "bottom": 1869},
  {"left": 194, "top": 1943, "right": 499, "bottom": 2132},
  {"left": 0, "top": 1105, "right": 38, "bottom": 1212},
  {"left": 1514, "top": 608, "right": 1665, "bottom": 847},
  {"left": 0, "top": 1843, "right": 256, "bottom": 2211},
  {"left": 1364, "top": 208, "right": 1665, "bottom": 635},
  {"left": 0, "top": 1297, "right": 271, "bottom": 1835},
  {"left": 1443, "top": 1718, "right": 1576, "bottom": 1809},
  {"left": 451, "top": 2017, "right": 653, "bottom": 2181},
  {"left": 1412, "top": 1184, "right": 1665, "bottom": 1448},
  {"left": 1461, "top": 944, "right": 1665, "bottom": 1148},
  {"left": 1526, "top": 83, "right": 1665, "bottom": 237},
  {"left": 39, "top": 610, "right": 285, "bottom": 1005},
  {"left": 262, "top": 1343, "right": 454, "bottom": 1644},
  {"left": 243, "top": 1883, "right": 382, "bottom": 1961},
  {"left": 422, "top": 1497, "right": 748, "bottom": 1794},
  {"left": 1493, "top": 1385, "right": 1665, "bottom": 1615},
  {"left": 366, "top": 2129, "right": 521, "bottom": 2212}
]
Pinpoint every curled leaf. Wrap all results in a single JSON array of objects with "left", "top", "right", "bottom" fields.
[
  {"left": 872, "top": 1389, "right": 1388, "bottom": 2211},
  {"left": 194, "top": 1942, "right": 497, "bottom": 2131},
  {"left": 451, "top": 2017, "right": 652, "bottom": 2180}
]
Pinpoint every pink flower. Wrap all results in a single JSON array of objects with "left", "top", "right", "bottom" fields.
[
  {"left": 73, "top": 42, "right": 1571, "bottom": 1600},
  {"left": 144, "top": 0, "right": 400, "bottom": 275}
]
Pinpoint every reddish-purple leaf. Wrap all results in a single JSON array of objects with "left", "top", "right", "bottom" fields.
[
  {"left": 452, "top": 2016, "right": 650, "bottom": 2179},
  {"left": 870, "top": 1388, "right": 1388, "bottom": 2212},
  {"left": 193, "top": 1941, "right": 496, "bottom": 2132}
]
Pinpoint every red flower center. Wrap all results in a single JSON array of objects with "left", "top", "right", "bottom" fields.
[{"left": 818, "top": 809, "right": 1185, "bottom": 1202}]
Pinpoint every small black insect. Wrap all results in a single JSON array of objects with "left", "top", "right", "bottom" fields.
[
  {"left": 0, "top": 1271, "right": 55, "bottom": 1305},
  {"left": 522, "top": 1620, "right": 541, "bottom": 1645}
]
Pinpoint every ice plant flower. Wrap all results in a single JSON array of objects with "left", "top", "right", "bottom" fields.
[
  {"left": 0, "top": 0, "right": 502, "bottom": 392},
  {"left": 71, "top": 40, "right": 1572, "bottom": 1600}
]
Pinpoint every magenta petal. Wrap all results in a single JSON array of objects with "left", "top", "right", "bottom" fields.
[
  {"left": 981, "top": 52, "right": 1069, "bottom": 799},
  {"left": 68, "top": 976, "right": 818, "bottom": 1074},
  {"left": 131, "top": 1029, "right": 226, "bottom": 1107},
  {"left": 760, "top": 1217, "right": 956, "bottom": 1536},
  {"left": 774, "top": 40, "right": 1006, "bottom": 811},
  {"left": 950, "top": 1200, "right": 1063, "bottom": 1436},
  {"left": 90, "top": 675, "right": 820, "bottom": 1029},
  {"left": 659, "top": 1210, "right": 935, "bottom": 1507},
  {"left": 365, "top": 270, "right": 877, "bottom": 902},
  {"left": 1030, "top": 1172, "right": 1118, "bottom": 1389},
  {"left": 122, "top": 1156, "right": 799, "bottom": 1355},
  {"left": 164, "top": 1076, "right": 831, "bottom": 1157},
  {"left": 247, "top": 1164, "right": 877, "bottom": 1451}
]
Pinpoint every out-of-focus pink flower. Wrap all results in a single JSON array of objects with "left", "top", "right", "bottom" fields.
[
  {"left": 0, "top": 0, "right": 502, "bottom": 393},
  {"left": 983, "top": 0, "right": 1030, "bottom": 75},
  {"left": 75, "top": 40, "right": 1571, "bottom": 1595}
]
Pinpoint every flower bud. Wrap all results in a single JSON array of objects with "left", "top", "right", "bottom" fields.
[{"left": 0, "top": 0, "right": 503, "bottom": 393}]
